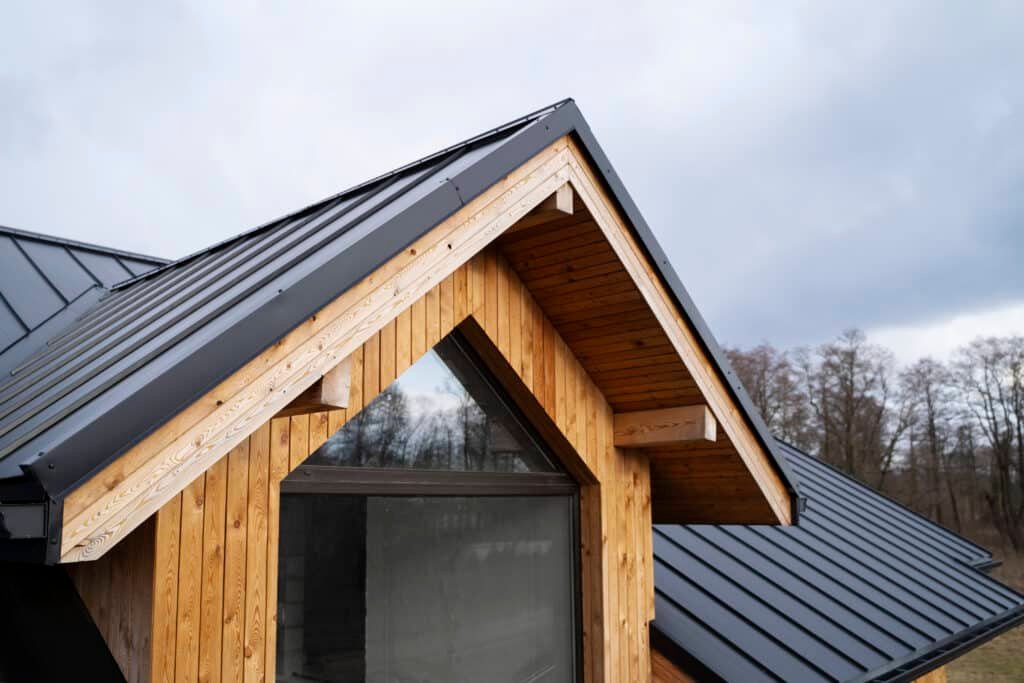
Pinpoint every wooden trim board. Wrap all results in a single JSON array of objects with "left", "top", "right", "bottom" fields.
[{"left": 613, "top": 406, "right": 716, "bottom": 448}]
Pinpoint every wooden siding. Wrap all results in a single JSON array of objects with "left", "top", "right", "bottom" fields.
[
  {"left": 66, "top": 516, "right": 156, "bottom": 683},
  {"left": 86, "top": 252, "right": 654, "bottom": 682}
]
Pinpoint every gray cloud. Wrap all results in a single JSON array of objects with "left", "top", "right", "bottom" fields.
[{"left": 1, "top": 2, "right": 1022, "bottom": 351}]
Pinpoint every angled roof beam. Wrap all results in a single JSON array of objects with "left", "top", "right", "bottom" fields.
[{"left": 613, "top": 406, "right": 716, "bottom": 448}]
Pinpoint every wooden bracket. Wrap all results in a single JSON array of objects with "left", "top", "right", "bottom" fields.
[
  {"left": 508, "top": 183, "right": 574, "bottom": 232},
  {"left": 276, "top": 355, "right": 352, "bottom": 417},
  {"left": 613, "top": 405, "right": 716, "bottom": 448}
]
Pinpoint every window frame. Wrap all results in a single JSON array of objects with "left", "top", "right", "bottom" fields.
[{"left": 277, "top": 329, "right": 585, "bottom": 682}]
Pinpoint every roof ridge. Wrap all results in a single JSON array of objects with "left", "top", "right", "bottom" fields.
[
  {"left": 111, "top": 98, "right": 575, "bottom": 292},
  {"left": 0, "top": 224, "right": 168, "bottom": 265}
]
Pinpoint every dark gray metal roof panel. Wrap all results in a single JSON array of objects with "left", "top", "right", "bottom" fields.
[
  {"left": 653, "top": 440, "right": 1024, "bottom": 683},
  {"left": 0, "top": 235, "right": 66, "bottom": 330},
  {"left": 0, "top": 226, "right": 166, "bottom": 381},
  {"left": 16, "top": 239, "right": 96, "bottom": 301},
  {"left": 69, "top": 248, "right": 134, "bottom": 287}
]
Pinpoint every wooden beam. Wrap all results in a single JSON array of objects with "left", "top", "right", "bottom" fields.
[
  {"left": 275, "top": 355, "right": 352, "bottom": 417},
  {"left": 508, "top": 183, "right": 574, "bottom": 232},
  {"left": 541, "top": 182, "right": 574, "bottom": 215},
  {"left": 613, "top": 406, "right": 715, "bottom": 448}
]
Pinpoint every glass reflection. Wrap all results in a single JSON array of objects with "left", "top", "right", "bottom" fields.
[{"left": 305, "top": 336, "right": 555, "bottom": 473}]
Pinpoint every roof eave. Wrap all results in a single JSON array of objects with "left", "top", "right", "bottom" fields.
[{"left": 550, "top": 101, "right": 801, "bottom": 517}]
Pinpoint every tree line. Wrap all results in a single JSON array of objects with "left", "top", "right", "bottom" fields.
[{"left": 725, "top": 330, "right": 1024, "bottom": 552}]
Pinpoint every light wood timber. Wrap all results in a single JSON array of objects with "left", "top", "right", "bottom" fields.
[
  {"left": 274, "top": 355, "right": 352, "bottom": 417},
  {"left": 507, "top": 182, "right": 575, "bottom": 233},
  {"left": 614, "top": 406, "right": 716, "bottom": 448},
  {"left": 651, "top": 648, "right": 696, "bottom": 683}
]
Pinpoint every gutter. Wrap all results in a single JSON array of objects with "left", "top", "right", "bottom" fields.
[{"left": 864, "top": 605, "right": 1024, "bottom": 683}]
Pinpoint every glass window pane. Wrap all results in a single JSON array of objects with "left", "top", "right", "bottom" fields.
[
  {"left": 277, "top": 494, "right": 577, "bottom": 683},
  {"left": 305, "top": 334, "right": 556, "bottom": 472}
]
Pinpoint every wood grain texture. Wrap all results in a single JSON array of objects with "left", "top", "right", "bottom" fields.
[
  {"left": 67, "top": 517, "right": 155, "bottom": 683},
  {"left": 221, "top": 441, "right": 249, "bottom": 683},
  {"left": 138, "top": 245, "right": 653, "bottom": 682},
  {"left": 613, "top": 406, "right": 716, "bottom": 448},
  {"left": 152, "top": 493, "right": 182, "bottom": 683},
  {"left": 651, "top": 648, "right": 695, "bottom": 683},
  {"left": 275, "top": 355, "right": 352, "bottom": 417},
  {"left": 198, "top": 457, "right": 227, "bottom": 683},
  {"left": 175, "top": 476, "right": 206, "bottom": 682}
]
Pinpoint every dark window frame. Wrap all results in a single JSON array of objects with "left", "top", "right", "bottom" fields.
[
  {"left": 279, "top": 329, "right": 585, "bottom": 682},
  {"left": 282, "top": 466, "right": 577, "bottom": 496}
]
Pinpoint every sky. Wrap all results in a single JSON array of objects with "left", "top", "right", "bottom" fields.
[{"left": 1, "top": 2, "right": 1022, "bottom": 364}]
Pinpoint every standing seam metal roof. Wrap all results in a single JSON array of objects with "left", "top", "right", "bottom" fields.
[
  {"left": 0, "top": 100, "right": 800, "bottom": 548},
  {"left": 652, "top": 440, "right": 1024, "bottom": 683},
  {"left": 0, "top": 225, "right": 166, "bottom": 379}
]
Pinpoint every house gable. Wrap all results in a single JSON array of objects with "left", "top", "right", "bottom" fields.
[{"left": 57, "top": 122, "right": 796, "bottom": 565}]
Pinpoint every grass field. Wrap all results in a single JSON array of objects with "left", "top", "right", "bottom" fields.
[{"left": 948, "top": 553, "right": 1024, "bottom": 682}]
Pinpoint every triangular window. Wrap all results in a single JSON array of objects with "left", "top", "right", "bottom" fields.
[{"left": 304, "top": 332, "right": 558, "bottom": 473}]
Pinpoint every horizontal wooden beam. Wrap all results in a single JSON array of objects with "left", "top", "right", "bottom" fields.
[
  {"left": 276, "top": 355, "right": 352, "bottom": 417},
  {"left": 613, "top": 405, "right": 716, "bottom": 448},
  {"left": 508, "top": 183, "right": 574, "bottom": 232}
]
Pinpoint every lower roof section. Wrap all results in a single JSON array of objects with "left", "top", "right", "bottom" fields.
[{"left": 652, "top": 440, "right": 1024, "bottom": 683}]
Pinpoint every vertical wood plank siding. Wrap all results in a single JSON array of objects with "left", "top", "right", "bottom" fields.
[{"left": 78, "top": 250, "right": 654, "bottom": 682}]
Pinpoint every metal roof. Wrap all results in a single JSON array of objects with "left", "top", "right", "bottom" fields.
[
  {"left": 652, "top": 440, "right": 1024, "bottom": 683},
  {"left": 0, "top": 99, "right": 799, "bottom": 562},
  {"left": 0, "top": 225, "right": 166, "bottom": 378}
]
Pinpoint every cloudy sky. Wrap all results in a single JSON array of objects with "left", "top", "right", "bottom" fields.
[{"left": 2, "top": 2, "right": 1022, "bottom": 363}]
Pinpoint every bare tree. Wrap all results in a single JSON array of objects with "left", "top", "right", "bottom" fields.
[
  {"left": 954, "top": 337, "right": 1024, "bottom": 550},
  {"left": 901, "top": 358, "right": 955, "bottom": 525},
  {"left": 798, "top": 330, "right": 913, "bottom": 488},
  {"left": 725, "top": 343, "right": 813, "bottom": 449}
]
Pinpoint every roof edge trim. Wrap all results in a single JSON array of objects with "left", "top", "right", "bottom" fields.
[
  {"left": 0, "top": 224, "right": 168, "bottom": 265},
  {"left": 862, "top": 605, "right": 1024, "bottom": 683}
]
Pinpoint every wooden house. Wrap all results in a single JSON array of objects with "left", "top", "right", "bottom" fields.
[{"left": 0, "top": 100, "right": 1018, "bottom": 683}]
